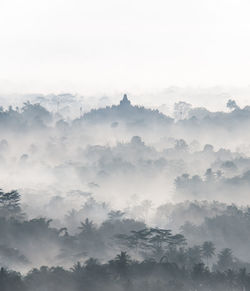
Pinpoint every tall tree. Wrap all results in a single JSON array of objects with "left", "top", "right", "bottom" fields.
[
  {"left": 217, "top": 248, "right": 234, "bottom": 271},
  {"left": 78, "top": 218, "right": 95, "bottom": 235},
  {"left": 202, "top": 241, "right": 215, "bottom": 267},
  {"left": 109, "top": 251, "right": 131, "bottom": 279},
  {"left": 0, "top": 189, "right": 23, "bottom": 219}
]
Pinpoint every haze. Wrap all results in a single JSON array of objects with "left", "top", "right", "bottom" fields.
[
  {"left": 1, "top": 1, "right": 250, "bottom": 290},
  {"left": 1, "top": 0, "right": 250, "bottom": 95}
]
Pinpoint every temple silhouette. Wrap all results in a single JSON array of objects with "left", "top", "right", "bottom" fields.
[
  {"left": 80, "top": 93, "right": 172, "bottom": 126},
  {"left": 119, "top": 94, "right": 131, "bottom": 106}
]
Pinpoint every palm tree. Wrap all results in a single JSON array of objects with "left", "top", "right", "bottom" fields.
[
  {"left": 202, "top": 241, "right": 215, "bottom": 267},
  {"left": 113, "top": 251, "right": 131, "bottom": 278},
  {"left": 78, "top": 218, "right": 95, "bottom": 235},
  {"left": 108, "top": 210, "right": 125, "bottom": 221},
  {"left": 71, "top": 261, "right": 84, "bottom": 273},
  {"left": 217, "top": 248, "right": 234, "bottom": 271},
  {"left": 114, "top": 251, "right": 131, "bottom": 265}
]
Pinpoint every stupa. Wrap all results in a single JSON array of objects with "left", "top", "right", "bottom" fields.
[{"left": 119, "top": 94, "right": 131, "bottom": 106}]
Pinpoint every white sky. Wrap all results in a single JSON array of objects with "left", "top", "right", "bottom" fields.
[{"left": 0, "top": 0, "right": 250, "bottom": 95}]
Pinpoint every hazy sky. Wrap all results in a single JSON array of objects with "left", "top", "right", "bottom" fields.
[{"left": 1, "top": 0, "right": 250, "bottom": 94}]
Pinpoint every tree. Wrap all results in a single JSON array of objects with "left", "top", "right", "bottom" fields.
[
  {"left": 145, "top": 228, "right": 173, "bottom": 261},
  {"left": 71, "top": 261, "right": 84, "bottom": 273},
  {"left": 217, "top": 248, "right": 234, "bottom": 271},
  {"left": 205, "top": 168, "right": 215, "bottom": 181},
  {"left": 0, "top": 267, "right": 24, "bottom": 291},
  {"left": 169, "top": 234, "right": 187, "bottom": 249},
  {"left": 175, "top": 139, "right": 188, "bottom": 151},
  {"left": 109, "top": 252, "right": 131, "bottom": 279},
  {"left": 227, "top": 99, "right": 239, "bottom": 111},
  {"left": 191, "top": 263, "right": 210, "bottom": 287},
  {"left": 186, "top": 246, "right": 202, "bottom": 268},
  {"left": 202, "top": 241, "right": 215, "bottom": 267},
  {"left": 108, "top": 210, "right": 125, "bottom": 221},
  {"left": 174, "top": 101, "right": 192, "bottom": 120},
  {"left": 78, "top": 218, "right": 95, "bottom": 235},
  {"left": 237, "top": 268, "right": 248, "bottom": 291},
  {"left": 115, "top": 228, "right": 150, "bottom": 255},
  {"left": 0, "top": 189, "right": 23, "bottom": 219},
  {"left": 22, "top": 101, "right": 52, "bottom": 126}
]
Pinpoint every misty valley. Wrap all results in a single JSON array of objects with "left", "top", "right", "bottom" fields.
[{"left": 1, "top": 94, "right": 250, "bottom": 290}]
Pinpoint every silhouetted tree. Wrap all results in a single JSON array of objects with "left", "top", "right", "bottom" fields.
[
  {"left": 109, "top": 251, "right": 131, "bottom": 279},
  {"left": 217, "top": 248, "right": 234, "bottom": 271},
  {"left": 202, "top": 241, "right": 215, "bottom": 267},
  {"left": 108, "top": 210, "right": 125, "bottom": 221},
  {"left": 0, "top": 190, "right": 23, "bottom": 220},
  {"left": 78, "top": 218, "right": 95, "bottom": 235}
]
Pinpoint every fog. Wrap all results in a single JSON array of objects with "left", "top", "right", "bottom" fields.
[{"left": 0, "top": 93, "right": 250, "bottom": 290}]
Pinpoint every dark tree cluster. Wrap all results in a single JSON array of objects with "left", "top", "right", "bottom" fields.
[
  {"left": 1, "top": 190, "right": 250, "bottom": 290},
  {"left": 2, "top": 256, "right": 250, "bottom": 291}
]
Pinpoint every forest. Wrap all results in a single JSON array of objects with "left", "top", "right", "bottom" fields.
[
  {"left": 0, "top": 95, "right": 250, "bottom": 290},
  {"left": 1, "top": 189, "right": 250, "bottom": 290}
]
